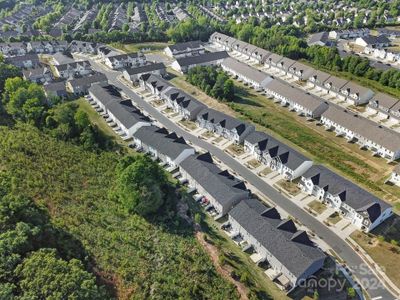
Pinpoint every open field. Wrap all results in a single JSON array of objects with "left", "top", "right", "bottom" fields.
[
  {"left": 168, "top": 76, "right": 400, "bottom": 207},
  {"left": 351, "top": 225, "right": 400, "bottom": 289},
  {"left": 110, "top": 42, "right": 171, "bottom": 53}
]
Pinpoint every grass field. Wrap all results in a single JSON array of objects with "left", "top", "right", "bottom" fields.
[
  {"left": 110, "top": 42, "right": 171, "bottom": 53},
  {"left": 169, "top": 75, "right": 400, "bottom": 208},
  {"left": 351, "top": 226, "right": 400, "bottom": 289}
]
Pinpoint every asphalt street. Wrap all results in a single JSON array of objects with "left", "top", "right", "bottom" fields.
[{"left": 90, "top": 59, "right": 396, "bottom": 300}]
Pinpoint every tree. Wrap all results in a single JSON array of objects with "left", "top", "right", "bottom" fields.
[
  {"left": 347, "top": 287, "right": 356, "bottom": 298},
  {"left": 15, "top": 249, "right": 104, "bottom": 300},
  {"left": 115, "top": 155, "right": 168, "bottom": 216}
]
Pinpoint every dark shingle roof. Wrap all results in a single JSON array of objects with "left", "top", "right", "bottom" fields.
[
  {"left": 180, "top": 153, "right": 249, "bottom": 207},
  {"left": 175, "top": 51, "right": 229, "bottom": 67},
  {"left": 168, "top": 40, "right": 204, "bottom": 52},
  {"left": 230, "top": 199, "right": 326, "bottom": 278},
  {"left": 302, "top": 165, "right": 391, "bottom": 221},
  {"left": 133, "top": 125, "right": 193, "bottom": 160},
  {"left": 124, "top": 62, "right": 165, "bottom": 75}
]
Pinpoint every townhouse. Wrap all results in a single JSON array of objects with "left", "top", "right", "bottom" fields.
[
  {"left": 172, "top": 7, "right": 190, "bottom": 21},
  {"left": 97, "top": 45, "right": 122, "bottom": 60},
  {"left": 171, "top": 51, "right": 229, "bottom": 74},
  {"left": 338, "top": 81, "right": 374, "bottom": 105},
  {"left": 53, "top": 61, "right": 93, "bottom": 79},
  {"left": 196, "top": 108, "right": 255, "bottom": 143},
  {"left": 164, "top": 40, "right": 205, "bottom": 58},
  {"left": 299, "top": 165, "right": 393, "bottom": 232},
  {"left": 68, "top": 40, "right": 98, "bottom": 54},
  {"left": 221, "top": 57, "right": 273, "bottom": 91},
  {"left": 139, "top": 73, "right": 171, "bottom": 97},
  {"left": 210, "top": 32, "right": 272, "bottom": 64},
  {"left": 104, "top": 52, "right": 146, "bottom": 70},
  {"left": 287, "top": 62, "right": 316, "bottom": 81},
  {"left": 376, "top": 28, "right": 400, "bottom": 40},
  {"left": 320, "top": 106, "right": 400, "bottom": 161},
  {"left": 264, "top": 53, "right": 284, "bottom": 71},
  {"left": 328, "top": 28, "right": 369, "bottom": 40},
  {"left": 0, "top": 42, "right": 27, "bottom": 56},
  {"left": 264, "top": 79, "right": 329, "bottom": 118},
  {"left": 162, "top": 87, "right": 207, "bottom": 121},
  {"left": 355, "top": 35, "right": 390, "bottom": 49},
  {"left": 88, "top": 83, "right": 152, "bottom": 138},
  {"left": 122, "top": 63, "right": 166, "bottom": 85},
  {"left": 22, "top": 66, "right": 53, "bottom": 83},
  {"left": 388, "top": 164, "right": 400, "bottom": 187},
  {"left": 5, "top": 54, "right": 40, "bottom": 68},
  {"left": 180, "top": 152, "right": 250, "bottom": 217},
  {"left": 244, "top": 131, "right": 313, "bottom": 180},
  {"left": 228, "top": 199, "right": 326, "bottom": 290},
  {"left": 367, "top": 93, "right": 400, "bottom": 121},
  {"left": 66, "top": 73, "right": 108, "bottom": 95},
  {"left": 132, "top": 125, "right": 195, "bottom": 168},
  {"left": 27, "top": 41, "right": 68, "bottom": 54},
  {"left": 307, "top": 31, "right": 330, "bottom": 46}
]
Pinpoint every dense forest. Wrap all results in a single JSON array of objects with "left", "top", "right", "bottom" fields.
[
  {"left": 0, "top": 59, "right": 239, "bottom": 298},
  {"left": 186, "top": 65, "right": 235, "bottom": 101}
]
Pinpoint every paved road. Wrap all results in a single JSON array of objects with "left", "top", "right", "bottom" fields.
[{"left": 90, "top": 60, "right": 395, "bottom": 300}]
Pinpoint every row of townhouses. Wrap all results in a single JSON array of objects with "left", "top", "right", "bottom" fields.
[
  {"left": 89, "top": 85, "right": 326, "bottom": 290},
  {"left": 320, "top": 106, "right": 400, "bottom": 161},
  {"left": 0, "top": 41, "right": 68, "bottom": 57},
  {"left": 210, "top": 32, "right": 377, "bottom": 107},
  {"left": 136, "top": 70, "right": 392, "bottom": 233},
  {"left": 299, "top": 165, "right": 393, "bottom": 232},
  {"left": 209, "top": 32, "right": 400, "bottom": 160},
  {"left": 171, "top": 50, "right": 229, "bottom": 74}
]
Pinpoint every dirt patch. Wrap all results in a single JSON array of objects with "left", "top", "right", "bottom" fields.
[{"left": 196, "top": 232, "right": 249, "bottom": 300}]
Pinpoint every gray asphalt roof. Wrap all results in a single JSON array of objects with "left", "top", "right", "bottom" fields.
[
  {"left": 302, "top": 165, "right": 390, "bottom": 221},
  {"left": 221, "top": 57, "right": 272, "bottom": 86},
  {"left": 133, "top": 125, "right": 193, "bottom": 160},
  {"left": 107, "top": 100, "right": 151, "bottom": 129},
  {"left": 67, "top": 73, "right": 107, "bottom": 88},
  {"left": 244, "top": 131, "right": 311, "bottom": 170},
  {"left": 180, "top": 152, "right": 249, "bottom": 207},
  {"left": 55, "top": 60, "right": 91, "bottom": 72},
  {"left": 175, "top": 51, "right": 229, "bottom": 67},
  {"left": 368, "top": 92, "right": 399, "bottom": 110},
  {"left": 288, "top": 62, "right": 316, "bottom": 80},
  {"left": 321, "top": 106, "right": 400, "bottom": 152},
  {"left": 197, "top": 108, "right": 254, "bottom": 136},
  {"left": 308, "top": 70, "right": 332, "bottom": 85},
  {"left": 265, "top": 79, "right": 329, "bottom": 113},
  {"left": 230, "top": 198, "right": 326, "bottom": 278},
  {"left": 124, "top": 62, "right": 166, "bottom": 75}
]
